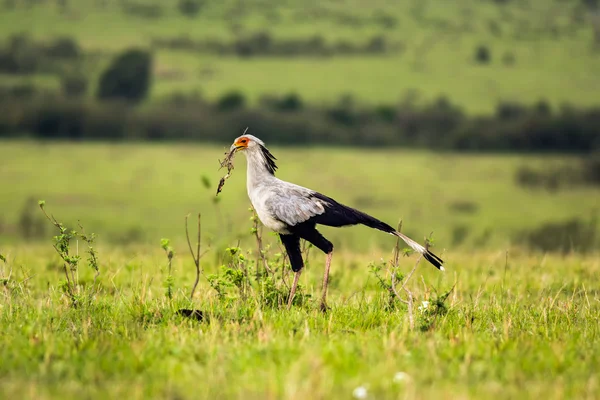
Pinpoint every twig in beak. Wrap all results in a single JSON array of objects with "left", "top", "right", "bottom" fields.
[{"left": 216, "top": 127, "right": 249, "bottom": 196}]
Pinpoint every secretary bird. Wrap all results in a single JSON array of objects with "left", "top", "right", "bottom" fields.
[{"left": 226, "top": 134, "right": 444, "bottom": 310}]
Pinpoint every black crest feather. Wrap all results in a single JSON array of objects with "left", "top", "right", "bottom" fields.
[{"left": 259, "top": 144, "right": 278, "bottom": 175}]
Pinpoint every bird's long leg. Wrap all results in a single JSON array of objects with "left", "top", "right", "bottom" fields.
[
  {"left": 280, "top": 233, "right": 303, "bottom": 309},
  {"left": 287, "top": 270, "right": 301, "bottom": 309},
  {"left": 319, "top": 251, "right": 334, "bottom": 312}
]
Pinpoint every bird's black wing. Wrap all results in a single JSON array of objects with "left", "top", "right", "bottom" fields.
[{"left": 308, "top": 192, "right": 397, "bottom": 233}]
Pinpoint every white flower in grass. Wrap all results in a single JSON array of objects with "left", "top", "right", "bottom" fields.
[
  {"left": 352, "top": 386, "right": 368, "bottom": 399},
  {"left": 393, "top": 371, "right": 411, "bottom": 383},
  {"left": 418, "top": 300, "right": 430, "bottom": 312}
]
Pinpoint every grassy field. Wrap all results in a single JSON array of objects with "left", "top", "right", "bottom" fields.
[
  {"left": 1, "top": 244, "right": 598, "bottom": 399},
  {"left": 1, "top": 0, "right": 600, "bottom": 113},
  {"left": 1, "top": 141, "right": 599, "bottom": 399}
]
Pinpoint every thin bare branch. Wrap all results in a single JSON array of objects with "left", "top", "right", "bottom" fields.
[
  {"left": 196, "top": 213, "right": 201, "bottom": 270},
  {"left": 185, "top": 213, "right": 204, "bottom": 300},
  {"left": 388, "top": 219, "right": 423, "bottom": 331}
]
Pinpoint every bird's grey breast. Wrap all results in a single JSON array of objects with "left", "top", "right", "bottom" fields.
[{"left": 248, "top": 183, "right": 291, "bottom": 233}]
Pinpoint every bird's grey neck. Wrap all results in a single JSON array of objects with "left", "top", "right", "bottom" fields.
[{"left": 245, "top": 149, "right": 276, "bottom": 187}]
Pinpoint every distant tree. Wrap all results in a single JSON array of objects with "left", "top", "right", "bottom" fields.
[
  {"left": 178, "top": 0, "right": 204, "bottom": 18},
  {"left": 1, "top": 34, "right": 39, "bottom": 74},
  {"left": 277, "top": 93, "right": 303, "bottom": 112},
  {"left": 97, "top": 49, "right": 152, "bottom": 103},
  {"left": 260, "top": 93, "right": 303, "bottom": 112},
  {"left": 217, "top": 91, "right": 246, "bottom": 111},
  {"left": 474, "top": 45, "right": 491, "bottom": 64}
]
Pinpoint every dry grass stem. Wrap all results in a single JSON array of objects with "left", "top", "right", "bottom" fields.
[
  {"left": 389, "top": 220, "right": 425, "bottom": 331},
  {"left": 216, "top": 127, "right": 249, "bottom": 196},
  {"left": 185, "top": 213, "right": 208, "bottom": 299}
]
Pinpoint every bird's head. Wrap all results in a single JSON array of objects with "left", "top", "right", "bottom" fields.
[
  {"left": 228, "top": 133, "right": 278, "bottom": 174},
  {"left": 229, "top": 134, "right": 264, "bottom": 153}
]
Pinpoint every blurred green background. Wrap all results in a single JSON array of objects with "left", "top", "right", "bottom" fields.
[
  {"left": 1, "top": 0, "right": 600, "bottom": 112},
  {"left": 1, "top": 0, "right": 599, "bottom": 251}
]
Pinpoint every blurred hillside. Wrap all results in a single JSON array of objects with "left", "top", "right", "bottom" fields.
[{"left": 1, "top": 0, "right": 600, "bottom": 149}]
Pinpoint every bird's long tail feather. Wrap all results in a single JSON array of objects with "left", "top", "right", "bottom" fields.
[{"left": 392, "top": 231, "right": 445, "bottom": 271}]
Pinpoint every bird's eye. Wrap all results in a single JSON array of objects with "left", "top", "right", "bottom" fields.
[{"left": 241, "top": 139, "right": 247, "bottom": 143}]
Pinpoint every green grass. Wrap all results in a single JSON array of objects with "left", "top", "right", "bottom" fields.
[
  {"left": 1, "top": 0, "right": 600, "bottom": 113},
  {"left": 1, "top": 244, "right": 599, "bottom": 399},
  {"left": 1, "top": 141, "right": 599, "bottom": 251}
]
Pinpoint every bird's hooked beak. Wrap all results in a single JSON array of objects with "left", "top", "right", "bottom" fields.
[
  {"left": 226, "top": 132, "right": 251, "bottom": 160},
  {"left": 228, "top": 143, "right": 243, "bottom": 157}
]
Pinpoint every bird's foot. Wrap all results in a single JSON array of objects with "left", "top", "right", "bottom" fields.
[{"left": 319, "top": 301, "right": 330, "bottom": 313}]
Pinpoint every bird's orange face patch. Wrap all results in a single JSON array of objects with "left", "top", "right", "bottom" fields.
[{"left": 234, "top": 136, "right": 251, "bottom": 149}]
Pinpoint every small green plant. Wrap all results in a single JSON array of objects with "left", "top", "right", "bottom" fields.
[
  {"left": 206, "top": 265, "right": 244, "bottom": 301},
  {"left": 417, "top": 286, "right": 455, "bottom": 332},
  {"left": 0, "top": 253, "right": 16, "bottom": 296},
  {"left": 38, "top": 200, "right": 100, "bottom": 307},
  {"left": 369, "top": 260, "right": 402, "bottom": 310},
  {"left": 160, "top": 238, "right": 175, "bottom": 300},
  {"left": 215, "top": 246, "right": 249, "bottom": 298},
  {"left": 0, "top": 253, "right": 8, "bottom": 287},
  {"left": 205, "top": 270, "right": 227, "bottom": 299},
  {"left": 78, "top": 222, "right": 99, "bottom": 284}
]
